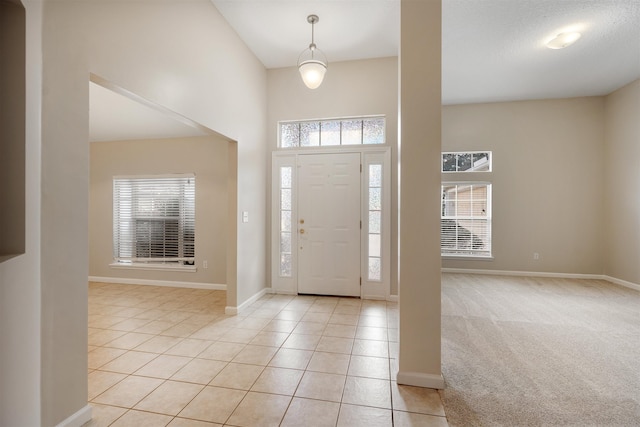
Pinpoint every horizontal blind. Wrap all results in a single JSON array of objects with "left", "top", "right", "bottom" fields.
[
  {"left": 113, "top": 175, "right": 195, "bottom": 263},
  {"left": 441, "top": 183, "right": 491, "bottom": 257}
]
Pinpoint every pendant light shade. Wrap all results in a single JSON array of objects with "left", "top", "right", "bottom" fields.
[
  {"left": 298, "top": 59, "right": 327, "bottom": 89},
  {"left": 298, "top": 15, "right": 328, "bottom": 89}
]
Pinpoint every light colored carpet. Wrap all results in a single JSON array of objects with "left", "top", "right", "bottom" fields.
[{"left": 440, "top": 273, "right": 640, "bottom": 427}]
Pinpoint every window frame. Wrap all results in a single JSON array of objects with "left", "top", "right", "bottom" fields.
[
  {"left": 278, "top": 115, "right": 386, "bottom": 149},
  {"left": 440, "top": 181, "right": 493, "bottom": 259},
  {"left": 442, "top": 151, "right": 492, "bottom": 173},
  {"left": 271, "top": 147, "right": 391, "bottom": 300},
  {"left": 111, "top": 174, "right": 196, "bottom": 271}
]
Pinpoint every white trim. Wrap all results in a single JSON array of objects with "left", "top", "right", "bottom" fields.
[
  {"left": 441, "top": 150, "right": 493, "bottom": 173},
  {"left": 271, "top": 155, "right": 298, "bottom": 294},
  {"left": 277, "top": 115, "right": 387, "bottom": 149},
  {"left": 387, "top": 294, "right": 398, "bottom": 302},
  {"left": 55, "top": 405, "right": 92, "bottom": 427},
  {"left": 88, "top": 276, "right": 225, "bottom": 290},
  {"left": 272, "top": 148, "right": 391, "bottom": 300},
  {"left": 441, "top": 182, "right": 492, "bottom": 258},
  {"left": 362, "top": 149, "right": 392, "bottom": 301},
  {"left": 275, "top": 146, "right": 390, "bottom": 156},
  {"left": 362, "top": 294, "right": 387, "bottom": 301},
  {"left": 442, "top": 255, "right": 494, "bottom": 261},
  {"left": 225, "top": 287, "right": 269, "bottom": 315},
  {"left": 279, "top": 114, "right": 385, "bottom": 126},
  {"left": 397, "top": 371, "right": 445, "bottom": 389},
  {"left": 110, "top": 262, "right": 197, "bottom": 273},
  {"left": 441, "top": 268, "right": 602, "bottom": 280},
  {"left": 113, "top": 173, "right": 195, "bottom": 180},
  {"left": 603, "top": 275, "right": 640, "bottom": 292},
  {"left": 270, "top": 288, "right": 298, "bottom": 296}
]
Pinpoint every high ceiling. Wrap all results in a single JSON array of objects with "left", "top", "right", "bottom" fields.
[
  {"left": 213, "top": 0, "right": 640, "bottom": 104},
  {"left": 89, "top": 83, "right": 208, "bottom": 143},
  {"left": 90, "top": 0, "right": 640, "bottom": 142}
]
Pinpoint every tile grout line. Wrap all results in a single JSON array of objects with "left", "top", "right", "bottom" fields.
[{"left": 88, "top": 283, "right": 425, "bottom": 426}]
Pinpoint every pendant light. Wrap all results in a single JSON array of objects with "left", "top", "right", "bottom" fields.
[{"left": 297, "top": 14, "right": 328, "bottom": 89}]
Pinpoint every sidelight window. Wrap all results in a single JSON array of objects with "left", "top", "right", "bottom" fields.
[
  {"left": 368, "top": 164, "right": 383, "bottom": 281},
  {"left": 279, "top": 166, "right": 293, "bottom": 277}
]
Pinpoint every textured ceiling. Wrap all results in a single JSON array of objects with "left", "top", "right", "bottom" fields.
[
  {"left": 442, "top": 0, "right": 640, "bottom": 104},
  {"left": 212, "top": 0, "right": 400, "bottom": 69},
  {"left": 213, "top": 0, "right": 640, "bottom": 104},
  {"left": 90, "top": 0, "right": 640, "bottom": 142}
]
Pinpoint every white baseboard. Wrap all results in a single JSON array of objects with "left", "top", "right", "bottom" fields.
[
  {"left": 362, "top": 294, "right": 387, "bottom": 301},
  {"left": 441, "top": 268, "right": 602, "bottom": 280},
  {"left": 269, "top": 287, "right": 399, "bottom": 301},
  {"left": 269, "top": 288, "right": 298, "bottom": 295},
  {"left": 603, "top": 275, "right": 640, "bottom": 292},
  {"left": 225, "top": 287, "right": 269, "bottom": 315},
  {"left": 397, "top": 371, "right": 445, "bottom": 389},
  {"left": 55, "top": 405, "right": 92, "bottom": 427},
  {"left": 224, "top": 306, "right": 238, "bottom": 315},
  {"left": 88, "top": 276, "right": 226, "bottom": 291}
]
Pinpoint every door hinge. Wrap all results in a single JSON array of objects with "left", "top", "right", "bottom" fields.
[
  {"left": 360, "top": 164, "right": 362, "bottom": 173},
  {"left": 360, "top": 220, "right": 362, "bottom": 229},
  {"left": 360, "top": 277, "right": 362, "bottom": 286}
]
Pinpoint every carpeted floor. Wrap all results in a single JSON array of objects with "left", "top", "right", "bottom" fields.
[{"left": 440, "top": 273, "right": 640, "bottom": 427}]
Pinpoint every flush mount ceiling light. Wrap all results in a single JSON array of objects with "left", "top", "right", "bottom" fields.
[
  {"left": 546, "top": 32, "right": 582, "bottom": 49},
  {"left": 298, "top": 14, "right": 328, "bottom": 89}
]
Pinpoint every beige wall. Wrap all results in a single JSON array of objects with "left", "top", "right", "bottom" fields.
[
  {"left": 36, "top": 0, "right": 267, "bottom": 425},
  {"left": 0, "top": 0, "right": 42, "bottom": 425},
  {"left": 90, "top": 136, "right": 229, "bottom": 285},
  {"left": 397, "top": 0, "right": 443, "bottom": 388},
  {"left": 442, "top": 97, "right": 605, "bottom": 275},
  {"left": 267, "top": 57, "right": 399, "bottom": 294},
  {"left": 6, "top": 0, "right": 634, "bottom": 424},
  {"left": 604, "top": 79, "right": 640, "bottom": 284},
  {"left": 0, "top": 0, "right": 25, "bottom": 260}
]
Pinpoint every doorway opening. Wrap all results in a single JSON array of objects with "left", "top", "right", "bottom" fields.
[{"left": 88, "top": 73, "right": 238, "bottom": 308}]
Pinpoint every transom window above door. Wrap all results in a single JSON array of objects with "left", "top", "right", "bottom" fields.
[{"left": 279, "top": 116, "right": 385, "bottom": 148}]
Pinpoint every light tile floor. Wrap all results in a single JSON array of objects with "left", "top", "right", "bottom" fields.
[{"left": 87, "top": 282, "right": 448, "bottom": 427}]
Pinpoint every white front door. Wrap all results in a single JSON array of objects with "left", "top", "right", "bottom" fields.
[{"left": 297, "top": 153, "right": 361, "bottom": 296}]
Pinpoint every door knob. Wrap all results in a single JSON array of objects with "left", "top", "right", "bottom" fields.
[
  {"left": 300, "top": 229, "right": 305, "bottom": 234},
  {"left": 300, "top": 219, "right": 305, "bottom": 224}
]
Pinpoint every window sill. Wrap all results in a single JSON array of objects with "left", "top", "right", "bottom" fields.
[
  {"left": 110, "top": 262, "right": 197, "bottom": 273},
  {"left": 442, "top": 255, "right": 494, "bottom": 261}
]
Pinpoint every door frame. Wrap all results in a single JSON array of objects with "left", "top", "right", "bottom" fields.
[
  {"left": 297, "top": 152, "right": 362, "bottom": 297},
  {"left": 271, "top": 147, "right": 391, "bottom": 299}
]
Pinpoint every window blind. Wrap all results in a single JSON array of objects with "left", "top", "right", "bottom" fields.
[
  {"left": 441, "top": 183, "right": 491, "bottom": 257},
  {"left": 113, "top": 175, "right": 195, "bottom": 264}
]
